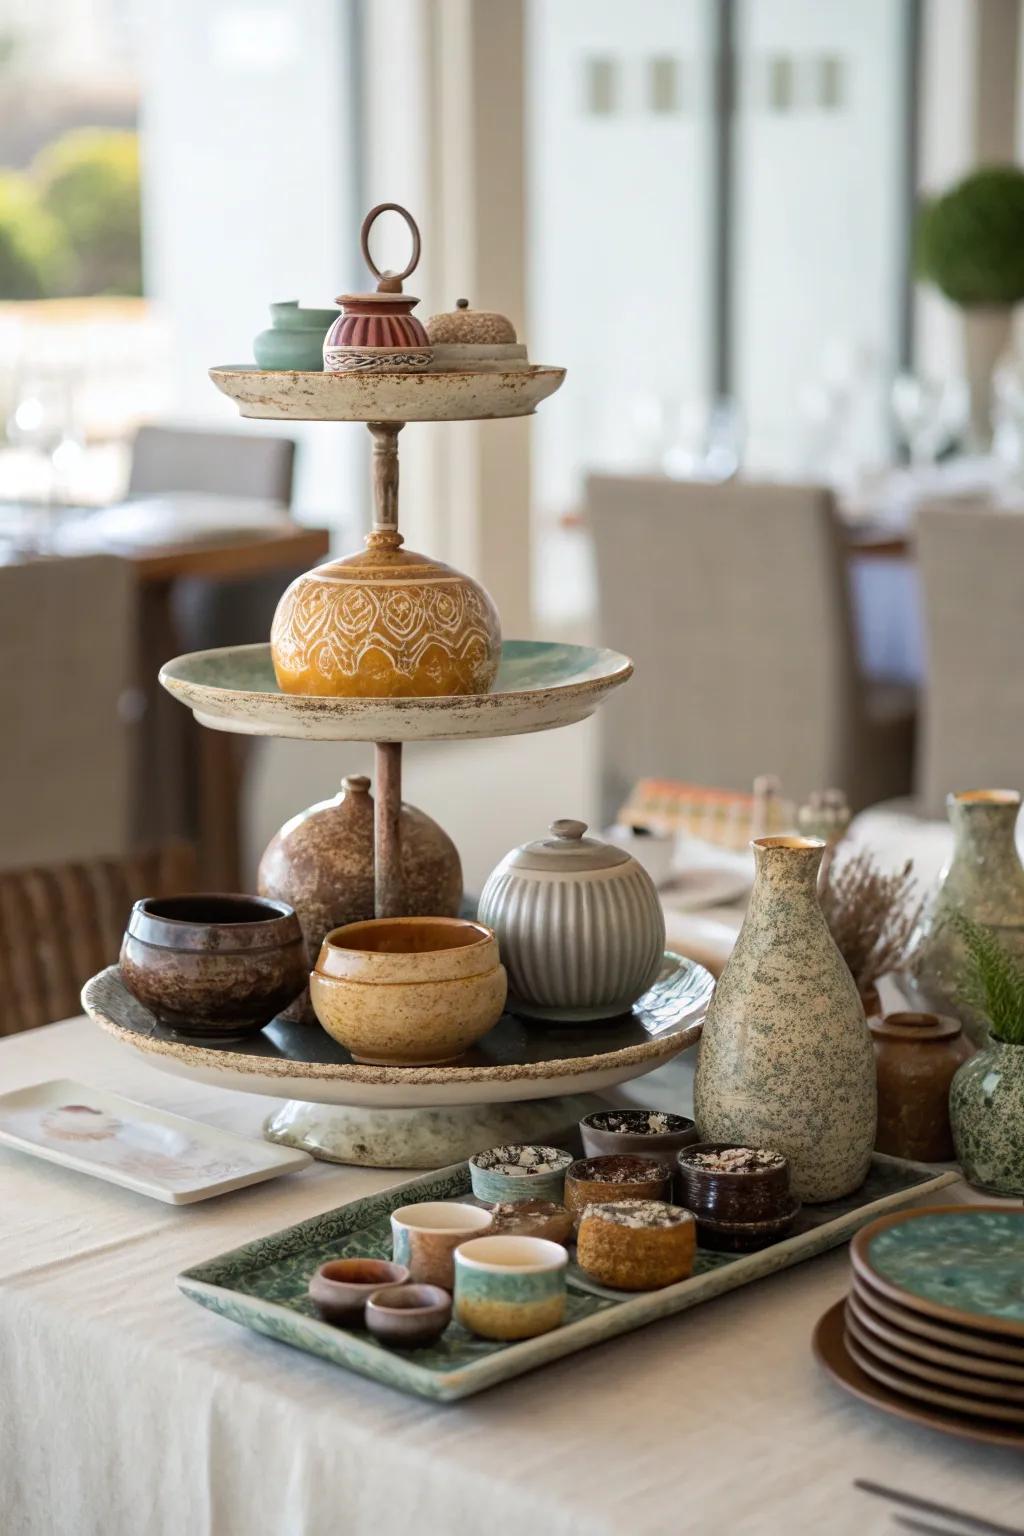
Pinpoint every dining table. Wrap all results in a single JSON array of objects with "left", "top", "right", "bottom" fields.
[{"left": 2, "top": 982, "right": 1021, "bottom": 1536}]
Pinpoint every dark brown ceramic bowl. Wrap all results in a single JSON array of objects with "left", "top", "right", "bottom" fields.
[
  {"left": 308, "top": 1259, "right": 410, "bottom": 1326},
  {"left": 119, "top": 894, "right": 308, "bottom": 1042},
  {"left": 564, "top": 1154, "right": 670, "bottom": 1230},
  {"left": 364, "top": 1284, "right": 452, "bottom": 1347},
  {"left": 676, "top": 1142, "right": 792, "bottom": 1223},
  {"left": 579, "top": 1109, "right": 699, "bottom": 1173}
]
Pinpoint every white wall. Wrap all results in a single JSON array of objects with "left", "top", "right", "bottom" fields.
[{"left": 139, "top": 0, "right": 363, "bottom": 528}]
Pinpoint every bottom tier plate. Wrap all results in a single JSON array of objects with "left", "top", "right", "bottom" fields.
[
  {"left": 178, "top": 1155, "right": 958, "bottom": 1403},
  {"left": 80, "top": 953, "right": 712, "bottom": 1110}
]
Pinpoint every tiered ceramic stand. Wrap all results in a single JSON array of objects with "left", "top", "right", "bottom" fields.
[{"left": 87, "top": 364, "right": 714, "bottom": 1166}]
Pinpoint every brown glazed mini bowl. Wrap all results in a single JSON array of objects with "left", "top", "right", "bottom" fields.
[
  {"left": 308, "top": 1259, "right": 410, "bottom": 1325},
  {"left": 676, "top": 1142, "right": 793, "bottom": 1223},
  {"left": 564, "top": 1154, "right": 670, "bottom": 1230},
  {"left": 119, "top": 894, "right": 308, "bottom": 1042},
  {"left": 364, "top": 1284, "right": 452, "bottom": 1347}
]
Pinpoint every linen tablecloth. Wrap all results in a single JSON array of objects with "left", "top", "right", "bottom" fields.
[{"left": 1, "top": 1018, "right": 1021, "bottom": 1536}]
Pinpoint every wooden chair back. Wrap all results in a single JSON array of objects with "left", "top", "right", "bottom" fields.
[{"left": 0, "top": 843, "right": 197, "bottom": 1036}]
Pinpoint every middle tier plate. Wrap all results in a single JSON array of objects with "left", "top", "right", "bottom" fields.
[
  {"left": 159, "top": 639, "right": 633, "bottom": 740},
  {"left": 81, "top": 953, "right": 713, "bottom": 1109}
]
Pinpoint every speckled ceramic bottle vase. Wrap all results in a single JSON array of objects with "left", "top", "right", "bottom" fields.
[
  {"left": 694, "top": 836, "right": 876, "bottom": 1203},
  {"left": 914, "top": 790, "right": 1024, "bottom": 1044}
]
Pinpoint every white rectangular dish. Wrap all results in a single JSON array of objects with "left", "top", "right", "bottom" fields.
[{"left": 0, "top": 1078, "right": 312, "bottom": 1203}]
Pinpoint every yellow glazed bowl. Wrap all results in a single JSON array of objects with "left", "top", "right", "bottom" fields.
[{"left": 310, "top": 916, "right": 507, "bottom": 1065}]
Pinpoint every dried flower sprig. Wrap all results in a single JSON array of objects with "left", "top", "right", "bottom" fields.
[
  {"left": 951, "top": 911, "right": 1024, "bottom": 1044},
  {"left": 821, "top": 848, "right": 921, "bottom": 994}
]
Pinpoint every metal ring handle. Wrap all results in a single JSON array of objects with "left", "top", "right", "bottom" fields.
[{"left": 360, "top": 203, "right": 422, "bottom": 290}]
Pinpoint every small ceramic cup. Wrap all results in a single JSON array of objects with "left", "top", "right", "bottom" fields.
[
  {"left": 391, "top": 1202, "right": 493, "bottom": 1288},
  {"left": 308, "top": 1258, "right": 410, "bottom": 1326},
  {"left": 311, "top": 917, "right": 507, "bottom": 1066},
  {"left": 454, "top": 1235, "right": 568, "bottom": 1341},
  {"left": 579, "top": 1109, "right": 700, "bottom": 1175},
  {"left": 120, "top": 894, "right": 308, "bottom": 1041},
  {"left": 564, "top": 1154, "right": 670, "bottom": 1230},
  {"left": 365, "top": 1284, "right": 452, "bottom": 1348},
  {"left": 468, "top": 1143, "right": 574, "bottom": 1204},
  {"left": 676, "top": 1142, "right": 793, "bottom": 1224}
]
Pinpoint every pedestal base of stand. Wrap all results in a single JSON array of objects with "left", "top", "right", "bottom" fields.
[{"left": 262, "top": 1094, "right": 605, "bottom": 1167}]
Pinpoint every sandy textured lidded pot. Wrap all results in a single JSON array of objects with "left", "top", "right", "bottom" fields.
[
  {"left": 478, "top": 819, "right": 665, "bottom": 1021},
  {"left": 258, "top": 773, "right": 461, "bottom": 1019},
  {"left": 119, "top": 895, "right": 307, "bottom": 1042},
  {"left": 271, "top": 538, "right": 501, "bottom": 698},
  {"left": 310, "top": 916, "right": 507, "bottom": 1065},
  {"left": 950, "top": 1035, "right": 1024, "bottom": 1197},
  {"left": 871, "top": 1012, "right": 974, "bottom": 1162},
  {"left": 694, "top": 836, "right": 877, "bottom": 1203},
  {"left": 576, "top": 1200, "right": 696, "bottom": 1291},
  {"left": 425, "top": 298, "right": 526, "bottom": 372},
  {"left": 454, "top": 1235, "right": 567, "bottom": 1341},
  {"left": 915, "top": 790, "right": 1024, "bottom": 1044}
]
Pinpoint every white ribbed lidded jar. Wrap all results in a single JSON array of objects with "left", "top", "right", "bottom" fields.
[{"left": 477, "top": 819, "right": 666, "bottom": 1022}]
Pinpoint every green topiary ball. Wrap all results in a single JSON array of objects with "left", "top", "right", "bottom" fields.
[{"left": 916, "top": 165, "right": 1024, "bottom": 308}]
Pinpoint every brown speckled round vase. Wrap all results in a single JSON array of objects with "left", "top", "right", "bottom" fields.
[
  {"left": 258, "top": 774, "right": 462, "bottom": 1022},
  {"left": 694, "top": 836, "right": 877, "bottom": 1203},
  {"left": 915, "top": 790, "right": 1024, "bottom": 1044}
]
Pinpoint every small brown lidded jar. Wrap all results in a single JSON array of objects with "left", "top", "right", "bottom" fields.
[
  {"left": 870, "top": 1011, "right": 974, "bottom": 1162},
  {"left": 563, "top": 1154, "right": 670, "bottom": 1230}
]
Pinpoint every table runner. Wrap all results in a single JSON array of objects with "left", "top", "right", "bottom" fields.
[{"left": 1, "top": 1018, "right": 1020, "bottom": 1536}]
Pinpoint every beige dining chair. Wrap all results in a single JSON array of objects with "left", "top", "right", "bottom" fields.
[
  {"left": 0, "top": 555, "right": 138, "bottom": 871},
  {"left": 0, "top": 841, "right": 197, "bottom": 1035},
  {"left": 128, "top": 424, "right": 295, "bottom": 506},
  {"left": 588, "top": 475, "right": 916, "bottom": 821},
  {"left": 915, "top": 502, "right": 1024, "bottom": 815}
]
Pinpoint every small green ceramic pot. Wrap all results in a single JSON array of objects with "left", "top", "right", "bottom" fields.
[
  {"left": 454, "top": 1235, "right": 567, "bottom": 1341},
  {"left": 468, "top": 1143, "right": 573, "bottom": 1203},
  {"left": 950, "top": 1034, "right": 1024, "bottom": 1197},
  {"left": 253, "top": 300, "right": 340, "bottom": 372}
]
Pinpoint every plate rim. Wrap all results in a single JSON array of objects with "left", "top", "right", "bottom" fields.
[
  {"left": 159, "top": 639, "right": 634, "bottom": 714},
  {"left": 843, "top": 1312, "right": 1024, "bottom": 1424},
  {"left": 81, "top": 953, "right": 711, "bottom": 1091},
  {"left": 849, "top": 1273, "right": 1024, "bottom": 1364},
  {"left": 812, "top": 1299, "right": 1024, "bottom": 1450},
  {"left": 848, "top": 1282, "right": 1024, "bottom": 1379},
  {"left": 844, "top": 1295, "right": 1024, "bottom": 1400},
  {"left": 850, "top": 1204, "right": 1024, "bottom": 1339}
]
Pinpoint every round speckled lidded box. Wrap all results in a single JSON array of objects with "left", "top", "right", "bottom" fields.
[
  {"left": 576, "top": 1200, "right": 696, "bottom": 1291},
  {"left": 468, "top": 1143, "right": 574, "bottom": 1204},
  {"left": 454, "top": 1235, "right": 568, "bottom": 1341}
]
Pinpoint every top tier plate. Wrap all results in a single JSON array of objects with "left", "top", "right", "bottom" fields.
[
  {"left": 209, "top": 365, "right": 566, "bottom": 422},
  {"left": 160, "top": 640, "right": 633, "bottom": 741}
]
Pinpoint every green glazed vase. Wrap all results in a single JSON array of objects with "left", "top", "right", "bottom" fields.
[
  {"left": 950, "top": 1034, "right": 1024, "bottom": 1197},
  {"left": 914, "top": 790, "right": 1024, "bottom": 1044},
  {"left": 253, "top": 300, "right": 340, "bottom": 372},
  {"left": 694, "top": 836, "right": 877, "bottom": 1203}
]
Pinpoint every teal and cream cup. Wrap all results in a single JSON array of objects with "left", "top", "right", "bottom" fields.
[{"left": 454, "top": 1235, "right": 568, "bottom": 1341}]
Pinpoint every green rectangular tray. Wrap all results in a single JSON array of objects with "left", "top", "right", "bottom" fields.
[{"left": 177, "top": 1155, "right": 958, "bottom": 1402}]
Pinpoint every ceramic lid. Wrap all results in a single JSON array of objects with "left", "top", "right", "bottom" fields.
[
  {"left": 426, "top": 298, "right": 517, "bottom": 345},
  {"left": 504, "top": 819, "right": 632, "bottom": 873}
]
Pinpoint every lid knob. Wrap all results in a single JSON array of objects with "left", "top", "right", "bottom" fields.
[
  {"left": 456, "top": 297, "right": 469, "bottom": 309},
  {"left": 551, "top": 819, "right": 587, "bottom": 841},
  {"left": 342, "top": 775, "right": 371, "bottom": 794}
]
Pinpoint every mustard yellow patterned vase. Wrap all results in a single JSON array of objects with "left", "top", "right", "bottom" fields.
[{"left": 270, "top": 530, "right": 501, "bottom": 697}]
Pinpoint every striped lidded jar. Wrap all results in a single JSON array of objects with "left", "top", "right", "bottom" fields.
[{"left": 477, "top": 820, "right": 665, "bottom": 1022}]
